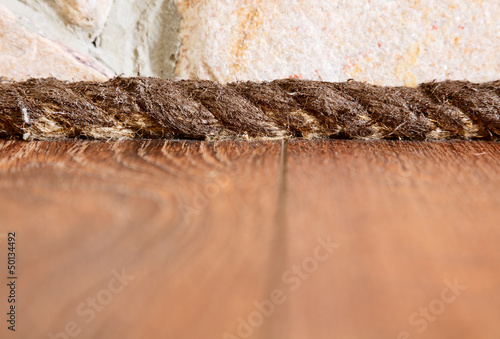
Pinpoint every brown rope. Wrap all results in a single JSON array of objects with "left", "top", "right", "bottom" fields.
[{"left": 1, "top": 77, "right": 499, "bottom": 140}]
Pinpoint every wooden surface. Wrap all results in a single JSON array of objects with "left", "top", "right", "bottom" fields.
[{"left": 0, "top": 139, "right": 499, "bottom": 338}]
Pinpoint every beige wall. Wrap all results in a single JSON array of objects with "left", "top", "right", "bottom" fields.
[{"left": 1, "top": 0, "right": 499, "bottom": 85}]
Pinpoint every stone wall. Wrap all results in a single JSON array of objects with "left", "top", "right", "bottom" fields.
[{"left": 1, "top": 0, "right": 499, "bottom": 85}]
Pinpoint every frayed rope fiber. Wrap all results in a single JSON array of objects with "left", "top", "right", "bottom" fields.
[{"left": 1, "top": 77, "right": 499, "bottom": 141}]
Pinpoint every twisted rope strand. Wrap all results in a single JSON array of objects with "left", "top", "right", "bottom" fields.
[{"left": 1, "top": 77, "right": 499, "bottom": 140}]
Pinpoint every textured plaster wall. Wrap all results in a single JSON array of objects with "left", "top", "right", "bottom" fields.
[
  {"left": 176, "top": 0, "right": 500, "bottom": 85},
  {"left": 0, "top": 0, "right": 498, "bottom": 84},
  {"left": 0, "top": 0, "right": 180, "bottom": 80}
]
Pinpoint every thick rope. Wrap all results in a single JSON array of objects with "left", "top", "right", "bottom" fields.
[{"left": 1, "top": 77, "right": 499, "bottom": 140}]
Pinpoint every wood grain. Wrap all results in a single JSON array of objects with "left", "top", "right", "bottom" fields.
[
  {"left": 0, "top": 140, "right": 284, "bottom": 339},
  {"left": 285, "top": 140, "right": 500, "bottom": 339},
  {"left": 0, "top": 139, "right": 499, "bottom": 338}
]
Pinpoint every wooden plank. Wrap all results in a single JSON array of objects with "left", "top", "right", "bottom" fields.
[
  {"left": 1, "top": 139, "right": 500, "bottom": 338},
  {"left": 0, "top": 140, "right": 283, "bottom": 338},
  {"left": 285, "top": 140, "right": 500, "bottom": 339}
]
